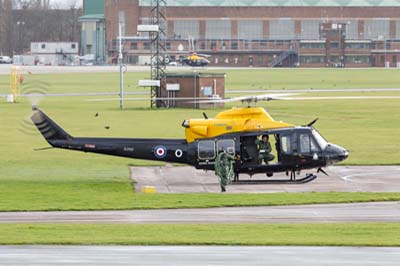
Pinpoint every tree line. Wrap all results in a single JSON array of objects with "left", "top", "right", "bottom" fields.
[{"left": 0, "top": 0, "right": 82, "bottom": 56}]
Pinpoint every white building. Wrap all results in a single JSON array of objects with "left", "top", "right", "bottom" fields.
[{"left": 14, "top": 42, "right": 79, "bottom": 66}]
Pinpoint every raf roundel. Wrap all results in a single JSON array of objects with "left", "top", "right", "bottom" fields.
[{"left": 154, "top": 145, "right": 167, "bottom": 159}]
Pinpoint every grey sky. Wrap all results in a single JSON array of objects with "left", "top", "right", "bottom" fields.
[{"left": 50, "top": 0, "right": 82, "bottom": 8}]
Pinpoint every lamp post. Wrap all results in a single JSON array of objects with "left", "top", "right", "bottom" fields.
[
  {"left": 16, "top": 21, "right": 25, "bottom": 54},
  {"left": 119, "top": 20, "right": 124, "bottom": 110}
]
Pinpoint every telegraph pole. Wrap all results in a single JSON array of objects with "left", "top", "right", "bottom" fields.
[{"left": 119, "top": 19, "right": 124, "bottom": 109}]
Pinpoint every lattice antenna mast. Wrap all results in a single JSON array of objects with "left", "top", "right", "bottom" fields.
[{"left": 150, "top": 0, "right": 167, "bottom": 108}]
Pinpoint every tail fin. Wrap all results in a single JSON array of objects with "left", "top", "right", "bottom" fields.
[{"left": 31, "top": 107, "right": 73, "bottom": 143}]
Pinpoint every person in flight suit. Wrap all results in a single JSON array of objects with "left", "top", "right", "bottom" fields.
[{"left": 255, "top": 135, "right": 275, "bottom": 164}]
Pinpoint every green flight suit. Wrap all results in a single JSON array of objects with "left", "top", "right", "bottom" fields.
[{"left": 255, "top": 138, "right": 275, "bottom": 164}]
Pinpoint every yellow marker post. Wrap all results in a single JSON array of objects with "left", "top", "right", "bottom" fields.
[
  {"left": 141, "top": 186, "right": 157, "bottom": 194},
  {"left": 9, "top": 66, "right": 21, "bottom": 103}
]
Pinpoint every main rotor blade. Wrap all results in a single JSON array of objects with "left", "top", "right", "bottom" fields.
[
  {"left": 279, "top": 96, "right": 400, "bottom": 100},
  {"left": 188, "top": 93, "right": 297, "bottom": 104},
  {"left": 307, "top": 118, "right": 319, "bottom": 127}
]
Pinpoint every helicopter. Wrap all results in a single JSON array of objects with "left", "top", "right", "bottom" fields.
[
  {"left": 181, "top": 53, "right": 211, "bottom": 67},
  {"left": 30, "top": 94, "right": 349, "bottom": 192}
]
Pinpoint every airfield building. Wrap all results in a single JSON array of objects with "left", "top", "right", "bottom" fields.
[{"left": 81, "top": 0, "right": 400, "bottom": 68}]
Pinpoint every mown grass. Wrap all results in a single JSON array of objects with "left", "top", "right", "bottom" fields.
[
  {"left": 0, "top": 192, "right": 399, "bottom": 212},
  {"left": 2, "top": 68, "right": 400, "bottom": 94},
  {"left": 1, "top": 223, "right": 400, "bottom": 246},
  {"left": 0, "top": 69, "right": 400, "bottom": 211}
]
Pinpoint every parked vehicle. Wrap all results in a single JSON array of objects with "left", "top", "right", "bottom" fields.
[{"left": 0, "top": 56, "right": 12, "bottom": 64}]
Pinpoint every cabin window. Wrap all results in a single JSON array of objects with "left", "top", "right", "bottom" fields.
[
  {"left": 281, "top": 133, "right": 298, "bottom": 154},
  {"left": 198, "top": 140, "right": 216, "bottom": 160},
  {"left": 281, "top": 135, "right": 291, "bottom": 154},
  {"left": 217, "top": 139, "right": 235, "bottom": 156},
  {"left": 299, "top": 133, "right": 319, "bottom": 153}
]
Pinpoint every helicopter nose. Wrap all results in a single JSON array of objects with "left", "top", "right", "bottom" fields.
[
  {"left": 325, "top": 144, "right": 349, "bottom": 164},
  {"left": 338, "top": 148, "right": 349, "bottom": 161}
]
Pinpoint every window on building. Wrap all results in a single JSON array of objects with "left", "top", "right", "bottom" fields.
[
  {"left": 393, "top": 55, "right": 397, "bottom": 64},
  {"left": 128, "top": 55, "right": 138, "bottom": 64},
  {"left": 41, "top": 44, "right": 46, "bottom": 49},
  {"left": 300, "top": 20, "right": 322, "bottom": 39},
  {"left": 346, "top": 56, "right": 370, "bottom": 64},
  {"left": 345, "top": 43, "right": 370, "bottom": 49},
  {"left": 300, "top": 43, "right": 325, "bottom": 49},
  {"left": 206, "top": 20, "right": 231, "bottom": 39},
  {"left": 238, "top": 20, "right": 263, "bottom": 40},
  {"left": 269, "top": 19, "right": 295, "bottom": 40},
  {"left": 231, "top": 41, "right": 238, "bottom": 50},
  {"left": 244, "top": 40, "right": 251, "bottom": 49},
  {"left": 86, "top": 45, "right": 92, "bottom": 54},
  {"left": 166, "top": 43, "right": 171, "bottom": 50},
  {"left": 173, "top": 20, "right": 200, "bottom": 39},
  {"left": 144, "top": 42, "right": 151, "bottom": 50},
  {"left": 329, "top": 56, "right": 340, "bottom": 63},
  {"left": 330, "top": 42, "right": 339, "bottom": 48},
  {"left": 364, "top": 20, "right": 390, "bottom": 40},
  {"left": 71, "top": 43, "right": 76, "bottom": 49},
  {"left": 221, "top": 42, "right": 227, "bottom": 50},
  {"left": 210, "top": 41, "right": 217, "bottom": 50},
  {"left": 130, "top": 43, "right": 138, "bottom": 50},
  {"left": 344, "top": 20, "right": 359, "bottom": 39},
  {"left": 300, "top": 56, "right": 325, "bottom": 63}
]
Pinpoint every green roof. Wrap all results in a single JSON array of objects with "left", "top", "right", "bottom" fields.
[
  {"left": 78, "top": 14, "right": 105, "bottom": 22},
  {"left": 139, "top": 0, "right": 400, "bottom": 6}
]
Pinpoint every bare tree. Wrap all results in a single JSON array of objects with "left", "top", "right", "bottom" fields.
[{"left": 0, "top": 0, "right": 82, "bottom": 55}]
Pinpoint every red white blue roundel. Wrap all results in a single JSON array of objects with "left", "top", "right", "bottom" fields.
[{"left": 154, "top": 145, "right": 167, "bottom": 159}]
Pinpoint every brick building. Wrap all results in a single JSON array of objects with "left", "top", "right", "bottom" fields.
[{"left": 82, "top": 0, "right": 400, "bottom": 67}]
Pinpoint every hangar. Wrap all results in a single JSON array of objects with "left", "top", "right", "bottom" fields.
[{"left": 81, "top": 0, "right": 400, "bottom": 67}]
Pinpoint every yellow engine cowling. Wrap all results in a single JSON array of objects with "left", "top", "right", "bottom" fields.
[{"left": 184, "top": 107, "right": 293, "bottom": 143}]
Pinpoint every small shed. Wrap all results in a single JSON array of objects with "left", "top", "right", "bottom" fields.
[{"left": 160, "top": 72, "right": 225, "bottom": 108}]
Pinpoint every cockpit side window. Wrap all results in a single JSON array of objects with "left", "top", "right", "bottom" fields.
[{"left": 300, "top": 133, "right": 320, "bottom": 153}]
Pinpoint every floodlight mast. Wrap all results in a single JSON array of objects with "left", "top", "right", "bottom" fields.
[
  {"left": 118, "top": 21, "right": 124, "bottom": 110},
  {"left": 150, "top": 0, "right": 167, "bottom": 108}
]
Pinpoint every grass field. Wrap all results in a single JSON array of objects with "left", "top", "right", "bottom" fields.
[
  {"left": 0, "top": 69, "right": 400, "bottom": 211},
  {"left": 1, "top": 223, "right": 399, "bottom": 246},
  {"left": 2, "top": 68, "right": 400, "bottom": 93}
]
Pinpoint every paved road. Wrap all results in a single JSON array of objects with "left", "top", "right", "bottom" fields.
[
  {"left": 0, "top": 202, "right": 399, "bottom": 224},
  {"left": 131, "top": 165, "right": 400, "bottom": 193},
  {"left": 0, "top": 246, "right": 399, "bottom": 266}
]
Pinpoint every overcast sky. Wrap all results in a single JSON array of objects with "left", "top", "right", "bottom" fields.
[{"left": 50, "top": 0, "right": 82, "bottom": 8}]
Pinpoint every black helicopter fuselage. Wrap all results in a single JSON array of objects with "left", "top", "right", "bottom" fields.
[{"left": 31, "top": 109, "right": 348, "bottom": 178}]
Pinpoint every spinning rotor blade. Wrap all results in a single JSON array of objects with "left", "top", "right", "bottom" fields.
[
  {"left": 279, "top": 96, "right": 400, "bottom": 100},
  {"left": 188, "top": 93, "right": 297, "bottom": 104}
]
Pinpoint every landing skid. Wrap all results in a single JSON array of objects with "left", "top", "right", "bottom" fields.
[{"left": 232, "top": 173, "right": 317, "bottom": 185}]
